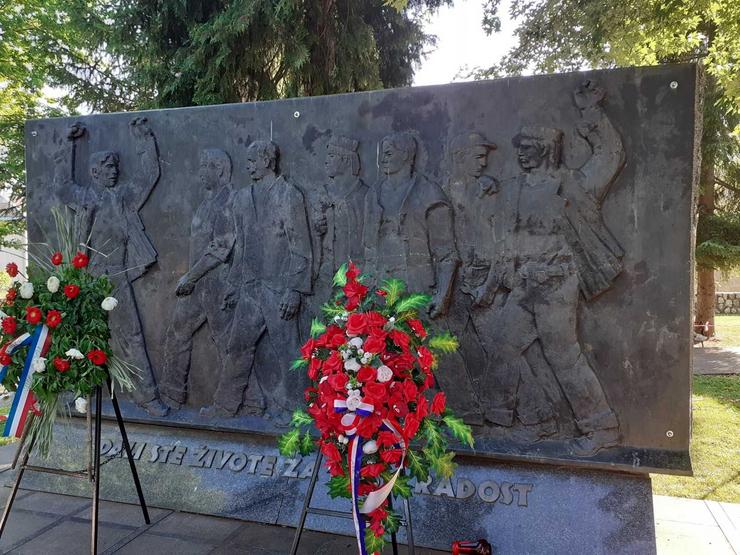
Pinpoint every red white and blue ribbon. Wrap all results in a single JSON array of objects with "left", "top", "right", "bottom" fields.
[
  {"left": 0, "top": 325, "right": 50, "bottom": 437},
  {"left": 334, "top": 398, "right": 408, "bottom": 554}
]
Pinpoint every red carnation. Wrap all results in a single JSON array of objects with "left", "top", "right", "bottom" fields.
[
  {"left": 364, "top": 382, "right": 387, "bottom": 401},
  {"left": 72, "top": 252, "right": 89, "bottom": 268},
  {"left": 300, "top": 338, "right": 316, "bottom": 360},
  {"left": 308, "top": 357, "right": 322, "bottom": 381},
  {"left": 365, "top": 311, "right": 387, "bottom": 329},
  {"left": 357, "top": 366, "right": 375, "bottom": 383},
  {"left": 343, "top": 280, "right": 368, "bottom": 310},
  {"left": 424, "top": 372, "right": 436, "bottom": 389},
  {"left": 390, "top": 329, "right": 411, "bottom": 352},
  {"left": 431, "top": 392, "right": 447, "bottom": 415},
  {"left": 25, "top": 306, "right": 42, "bottom": 325},
  {"left": 5, "top": 263, "right": 18, "bottom": 277},
  {"left": 404, "top": 413, "right": 421, "bottom": 440},
  {"left": 416, "top": 396, "right": 429, "bottom": 419},
  {"left": 327, "top": 372, "right": 348, "bottom": 391},
  {"left": 380, "top": 448, "right": 403, "bottom": 464},
  {"left": 402, "top": 380, "right": 418, "bottom": 401},
  {"left": 0, "top": 352, "right": 12, "bottom": 366},
  {"left": 87, "top": 349, "right": 108, "bottom": 365},
  {"left": 2, "top": 316, "right": 17, "bottom": 335},
  {"left": 377, "top": 431, "right": 398, "bottom": 448},
  {"left": 417, "top": 346, "right": 435, "bottom": 371},
  {"left": 361, "top": 463, "right": 386, "bottom": 479},
  {"left": 346, "top": 261, "right": 361, "bottom": 281},
  {"left": 51, "top": 252, "right": 63, "bottom": 266},
  {"left": 408, "top": 319, "right": 427, "bottom": 338},
  {"left": 363, "top": 334, "right": 386, "bottom": 354},
  {"left": 63, "top": 284, "right": 80, "bottom": 299},
  {"left": 53, "top": 357, "right": 71, "bottom": 372},
  {"left": 5, "top": 289, "right": 16, "bottom": 303},
  {"left": 45, "top": 310, "right": 62, "bottom": 329},
  {"left": 345, "top": 313, "right": 366, "bottom": 336}
]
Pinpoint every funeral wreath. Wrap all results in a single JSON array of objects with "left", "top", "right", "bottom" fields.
[{"left": 279, "top": 262, "right": 474, "bottom": 555}]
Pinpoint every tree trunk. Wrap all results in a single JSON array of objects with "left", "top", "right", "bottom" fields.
[{"left": 695, "top": 160, "right": 716, "bottom": 336}]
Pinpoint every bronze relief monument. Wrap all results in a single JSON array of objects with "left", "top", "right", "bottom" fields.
[{"left": 25, "top": 64, "right": 700, "bottom": 553}]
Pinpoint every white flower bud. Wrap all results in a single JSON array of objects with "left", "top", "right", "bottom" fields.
[
  {"left": 31, "top": 356, "right": 46, "bottom": 373},
  {"left": 74, "top": 397, "right": 88, "bottom": 414},
  {"left": 376, "top": 365, "right": 393, "bottom": 383},
  {"left": 19, "top": 282, "right": 34, "bottom": 299},
  {"left": 65, "top": 348, "right": 84, "bottom": 360},
  {"left": 101, "top": 297, "right": 118, "bottom": 311},
  {"left": 338, "top": 435, "right": 349, "bottom": 445},
  {"left": 46, "top": 276, "right": 60, "bottom": 293},
  {"left": 362, "top": 440, "right": 378, "bottom": 455},
  {"left": 361, "top": 352, "right": 372, "bottom": 364}
]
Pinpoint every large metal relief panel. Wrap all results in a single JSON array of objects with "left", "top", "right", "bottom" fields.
[{"left": 26, "top": 64, "right": 700, "bottom": 474}]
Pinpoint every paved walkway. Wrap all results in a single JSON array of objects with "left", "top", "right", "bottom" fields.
[{"left": 693, "top": 346, "right": 740, "bottom": 375}]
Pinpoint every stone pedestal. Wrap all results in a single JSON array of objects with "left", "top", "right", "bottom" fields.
[{"left": 9, "top": 419, "right": 656, "bottom": 554}]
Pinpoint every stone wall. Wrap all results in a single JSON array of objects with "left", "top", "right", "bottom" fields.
[{"left": 716, "top": 292, "right": 740, "bottom": 314}]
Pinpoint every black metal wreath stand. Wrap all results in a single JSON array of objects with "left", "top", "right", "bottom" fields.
[
  {"left": 290, "top": 451, "right": 415, "bottom": 555},
  {"left": 0, "top": 377, "right": 150, "bottom": 554}
]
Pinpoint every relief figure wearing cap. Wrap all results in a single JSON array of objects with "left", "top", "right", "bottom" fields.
[
  {"left": 477, "top": 81, "right": 625, "bottom": 455},
  {"left": 310, "top": 135, "right": 368, "bottom": 302}
]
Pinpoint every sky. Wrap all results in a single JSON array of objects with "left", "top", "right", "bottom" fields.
[{"left": 413, "top": 0, "right": 518, "bottom": 87}]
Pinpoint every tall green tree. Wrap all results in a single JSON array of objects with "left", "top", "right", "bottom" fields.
[
  {"left": 477, "top": 0, "right": 740, "bottom": 334},
  {"left": 54, "top": 0, "right": 449, "bottom": 111}
]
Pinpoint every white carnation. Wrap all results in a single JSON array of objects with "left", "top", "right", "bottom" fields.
[
  {"left": 19, "top": 282, "right": 34, "bottom": 299},
  {"left": 101, "top": 297, "right": 118, "bottom": 311},
  {"left": 362, "top": 440, "right": 378, "bottom": 455},
  {"left": 31, "top": 356, "right": 46, "bottom": 373},
  {"left": 65, "top": 348, "right": 84, "bottom": 360},
  {"left": 46, "top": 276, "right": 60, "bottom": 293},
  {"left": 349, "top": 337, "right": 363, "bottom": 349},
  {"left": 74, "top": 397, "right": 88, "bottom": 414},
  {"left": 344, "top": 358, "right": 361, "bottom": 372},
  {"left": 376, "top": 365, "right": 393, "bottom": 383}
]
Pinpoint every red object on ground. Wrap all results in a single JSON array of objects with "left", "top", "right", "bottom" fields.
[{"left": 452, "top": 539, "right": 492, "bottom": 555}]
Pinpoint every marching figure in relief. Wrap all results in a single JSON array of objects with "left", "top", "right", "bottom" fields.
[
  {"left": 363, "top": 131, "right": 459, "bottom": 319},
  {"left": 159, "top": 149, "right": 236, "bottom": 410},
  {"left": 53, "top": 119, "right": 169, "bottom": 416},
  {"left": 310, "top": 135, "right": 368, "bottom": 301},
  {"left": 478, "top": 80, "right": 625, "bottom": 454},
  {"left": 444, "top": 131, "right": 556, "bottom": 431},
  {"left": 201, "top": 139, "right": 312, "bottom": 418}
]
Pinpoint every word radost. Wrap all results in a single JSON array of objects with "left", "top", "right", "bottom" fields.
[{"left": 100, "top": 438, "right": 533, "bottom": 506}]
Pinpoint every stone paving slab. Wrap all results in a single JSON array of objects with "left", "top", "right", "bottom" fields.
[{"left": 693, "top": 347, "right": 740, "bottom": 375}]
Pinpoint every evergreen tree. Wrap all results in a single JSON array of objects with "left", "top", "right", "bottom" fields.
[{"left": 476, "top": 0, "right": 740, "bottom": 334}]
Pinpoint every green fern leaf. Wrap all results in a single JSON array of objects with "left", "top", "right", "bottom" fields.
[
  {"left": 290, "top": 357, "right": 308, "bottom": 371},
  {"left": 394, "top": 293, "right": 432, "bottom": 313},
  {"left": 332, "top": 263, "right": 348, "bottom": 287},
  {"left": 310, "top": 318, "right": 326, "bottom": 337},
  {"left": 406, "top": 448, "right": 429, "bottom": 483},
  {"left": 278, "top": 429, "right": 301, "bottom": 457},
  {"left": 443, "top": 412, "right": 475, "bottom": 448},
  {"left": 290, "top": 409, "right": 313, "bottom": 427},
  {"left": 381, "top": 278, "right": 406, "bottom": 306},
  {"left": 422, "top": 417, "right": 448, "bottom": 454},
  {"left": 428, "top": 332, "right": 459, "bottom": 353},
  {"left": 327, "top": 474, "right": 351, "bottom": 499},
  {"left": 321, "top": 302, "right": 345, "bottom": 318},
  {"left": 299, "top": 430, "right": 315, "bottom": 455}
]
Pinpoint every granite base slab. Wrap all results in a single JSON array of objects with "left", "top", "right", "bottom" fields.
[{"left": 4, "top": 420, "right": 656, "bottom": 554}]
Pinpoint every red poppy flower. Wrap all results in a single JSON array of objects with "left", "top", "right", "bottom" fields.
[
  {"left": 431, "top": 392, "right": 447, "bottom": 415},
  {"left": 1, "top": 316, "right": 17, "bottom": 335},
  {"left": 5, "top": 289, "right": 16, "bottom": 303},
  {"left": 25, "top": 306, "right": 42, "bottom": 325},
  {"left": 363, "top": 334, "right": 386, "bottom": 354},
  {"left": 72, "top": 252, "right": 89, "bottom": 268},
  {"left": 86, "top": 349, "right": 107, "bottom": 365},
  {"left": 345, "top": 312, "right": 366, "bottom": 336},
  {"left": 45, "top": 310, "right": 62, "bottom": 329},
  {"left": 53, "top": 357, "right": 70, "bottom": 372},
  {"left": 408, "top": 319, "right": 427, "bottom": 338},
  {"left": 357, "top": 366, "right": 375, "bottom": 383},
  {"left": 63, "top": 284, "right": 80, "bottom": 299},
  {"left": 51, "top": 252, "right": 63, "bottom": 266},
  {"left": 5, "top": 263, "right": 18, "bottom": 277},
  {"left": 0, "top": 352, "right": 12, "bottom": 366}
]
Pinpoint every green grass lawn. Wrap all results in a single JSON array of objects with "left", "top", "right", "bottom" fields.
[
  {"left": 652, "top": 375, "right": 740, "bottom": 502},
  {"left": 714, "top": 314, "right": 740, "bottom": 347}
]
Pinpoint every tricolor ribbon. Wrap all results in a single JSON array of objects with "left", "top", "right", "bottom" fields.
[
  {"left": 335, "top": 397, "right": 408, "bottom": 554},
  {"left": 0, "top": 325, "right": 50, "bottom": 438}
]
